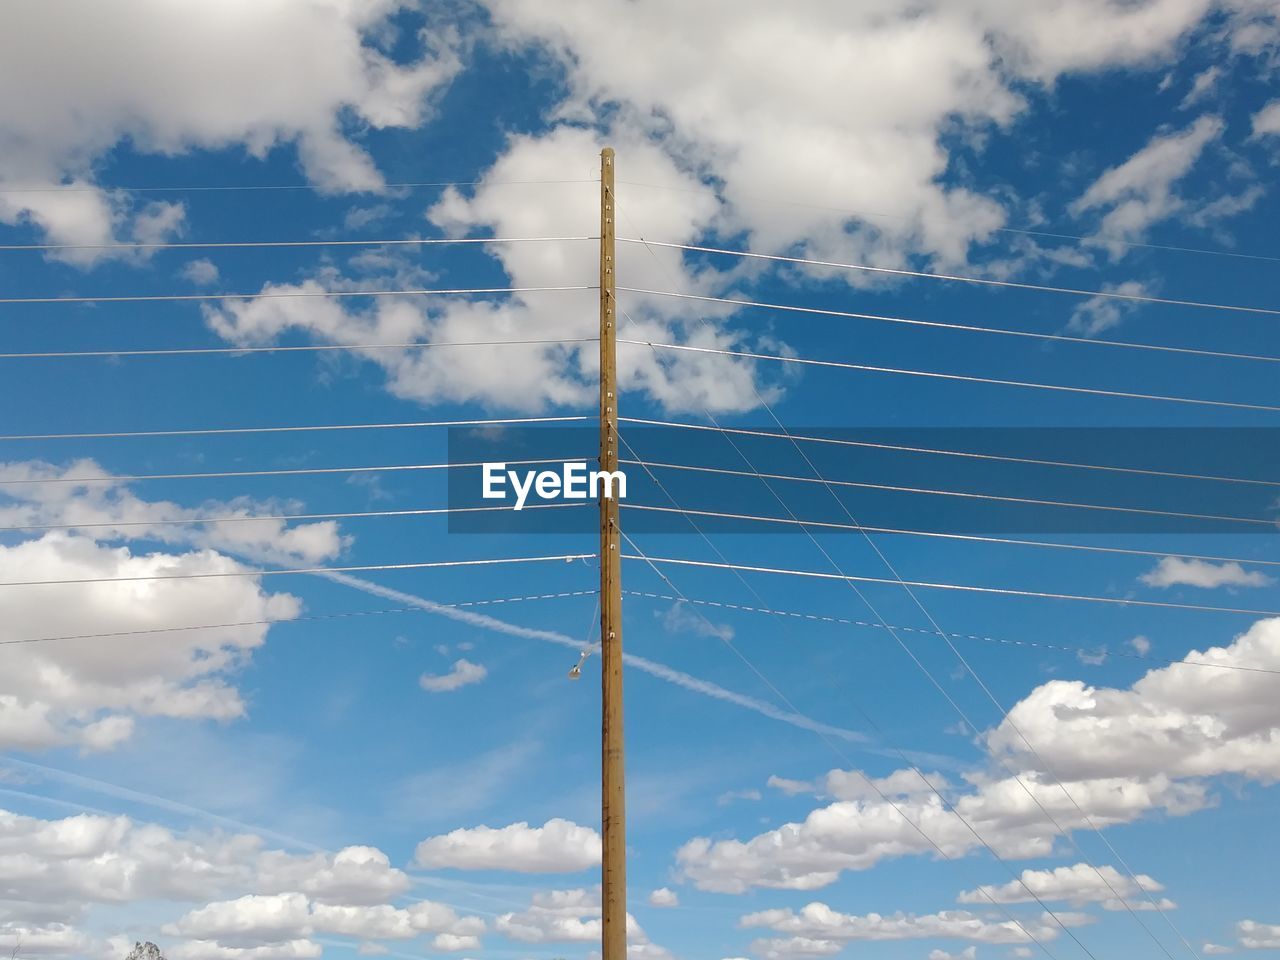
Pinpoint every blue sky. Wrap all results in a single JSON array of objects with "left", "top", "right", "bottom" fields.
[{"left": 2, "top": 2, "right": 1280, "bottom": 960}]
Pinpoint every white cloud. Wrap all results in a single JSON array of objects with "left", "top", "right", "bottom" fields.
[
  {"left": 1130, "top": 635, "right": 1153, "bottom": 656},
  {"left": 1141, "top": 557, "right": 1273, "bottom": 589},
  {"left": 987, "top": 617, "right": 1280, "bottom": 781},
  {"left": 0, "top": 532, "right": 301, "bottom": 751},
  {"left": 0, "top": 922, "right": 99, "bottom": 958},
  {"left": 167, "top": 892, "right": 482, "bottom": 945},
  {"left": 718, "top": 789, "right": 763, "bottom": 806},
  {"left": 477, "top": 0, "right": 1240, "bottom": 285},
  {"left": 1253, "top": 101, "right": 1280, "bottom": 137},
  {"left": 0, "top": 459, "right": 348, "bottom": 567},
  {"left": 414, "top": 819, "right": 601, "bottom": 872},
  {"left": 1180, "top": 66, "right": 1222, "bottom": 107},
  {"left": 0, "top": 457, "right": 359, "bottom": 752},
  {"left": 1066, "top": 282, "right": 1148, "bottom": 336},
  {"left": 1071, "top": 115, "right": 1224, "bottom": 256},
  {"left": 676, "top": 770, "right": 1203, "bottom": 893},
  {"left": 494, "top": 887, "right": 664, "bottom": 957},
  {"left": 0, "top": 1, "right": 461, "bottom": 261},
  {"left": 741, "top": 902, "right": 1092, "bottom": 945},
  {"left": 678, "top": 609, "right": 1280, "bottom": 895},
  {"left": 168, "top": 941, "right": 322, "bottom": 960},
  {"left": 1238, "top": 920, "right": 1280, "bottom": 949},
  {"left": 930, "top": 949, "right": 978, "bottom": 960},
  {"left": 661, "top": 601, "right": 734, "bottom": 641},
  {"left": 205, "top": 124, "right": 786, "bottom": 415},
  {"left": 957, "top": 863, "right": 1169, "bottom": 908},
  {"left": 182, "top": 258, "right": 221, "bottom": 285},
  {"left": 419, "top": 659, "right": 488, "bottom": 693},
  {"left": 750, "top": 937, "right": 843, "bottom": 960},
  {"left": 767, "top": 775, "right": 815, "bottom": 797},
  {"left": 1203, "top": 942, "right": 1234, "bottom": 954},
  {"left": 648, "top": 888, "right": 679, "bottom": 908},
  {"left": 0, "top": 806, "right": 416, "bottom": 942}
]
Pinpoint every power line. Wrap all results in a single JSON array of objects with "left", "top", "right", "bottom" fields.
[
  {"left": 618, "top": 526, "right": 1069, "bottom": 960},
  {"left": 0, "top": 177, "right": 598, "bottom": 195},
  {"left": 622, "top": 591, "right": 1280, "bottom": 676},
  {"left": 620, "top": 213, "right": 1137, "bottom": 957},
  {"left": 626, "top": 341, "right": 1176, "bottom": 958},
  {"left": 0, "top": 457, "right": 583, "bottom": 486},
  {"left": 621, "top": 203, "right": 1194, "bottom": 956},
  {"left": 0, "top": 284, "right": 592, "bottom": 306},
  {"left": 1, "top": 589, "right": 597, "bottom": 647},
  {"left": 614, "top": 357, "right": 1075, "bottom": 960},
  {"left": 622, "top": 555, "right": 1280, "bottom": 617},
  {"left": 30, "top": 494, "right": 1280, "bottom": 576},
  {"left": 622, "top": 239, "right": 1280, "bottom": 316},
  {"left": 620, "top": 287, "right": 1280, "bottom": 363},
  {"left": 0, "top": 337, "right": 598, "bottom": 360},
  {"left": 0, "top": 235, "right": 595, "bottom": 252},
  {"left": 621, "top": 417, "right": 1280, "bottom": 489},
  {"left": 625, "top": 505, "right": 1280, "bottom": 571},
  {"left": 615, "top": 178, "right": 1280, "bottom": 264},
  {"left": 0, "top": 502, "right": 589, "bottom": 533},
  {"left": 0, "top": 414, "right": 590, "bottom": 443},
  {"left": 611, "top": 276, "right": 1080, "bottom": 957},
  {"left": 621, "top": 460, "right": 1277, "bottom": 527},
  {"left": 624, "top": 339, "right": 1280, "bottom": 413},
  {"left": 0, "top": 554, "right": 593, "bottom": 588}
]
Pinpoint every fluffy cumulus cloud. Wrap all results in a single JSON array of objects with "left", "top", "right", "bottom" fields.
[
  {"left": 419, "top": 658, "right": 488, "bottom": 693},
  {"left": 676, "top": 771, "right": 1203, "bottom": 893},
  {"left": 183, "top": 1, "right": 1280, "bottom": 412},
  {"left": 182, "top": 258, "right": 222, "bottom": 286},
  {"left": 648, "top": 888, "right": 679, "bottom": 908},
  {"left": 475, "top": 0, "right": 1253, "bottom": 276},
  {"left": 0, "top": 459, "right": 348, "bottom": 567},
  {"left": 414, "top": 818, "right": 601, "bottom": 873},
  {"left": 740, "top": 901, "right": 1094, "bottom": 960},
  {"left": 494, "top": 887, "right": 669, "bottom": 958},
  {"left": 0, "top": 533, "right": 300, "bottom": 751},
  {"left": 680, "top": 614, "right": 1280, "bottom": 893},
  {"left": 204, "top": 125, "right": 786, "bottom": 414},
  {"left": 166, "top": 891, "right": 483, "bottom": 947},
  {"left": 0, "top": 0, "right": 461, "bottom": 262},
  {"left": 0, "top": 808, "right": 409, "bottom": 926},
  {"left": 1238, "top": 920, "right": 1280, "bottom": 949},
  {"left": 1253, "top": 101, "right": 1280, "bottom": 137},
  {"left": 1140, "top": 557, "right": 1273, "bottom": 589},
  {"left": 0, "top": 806, "right": 440, "bottom": 958},
  {"left": 957, "top": 863, "right": 1174, "bottom": 911},
  {"left": 168, "top": 940, "right": 323, "bottom": 960},
  {"left": 0, "top": 922, "right": 102, "bottom": 958},
  {"left": 0, "top": 459, "right": 350, "bottom": 751},
  {"left": 987, "top": 617, "right": 1280, "bottom": 781}
]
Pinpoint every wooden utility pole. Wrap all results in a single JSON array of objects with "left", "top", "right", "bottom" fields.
[{"left": 598, "top": 146, "right": 627, "bottom": 960}]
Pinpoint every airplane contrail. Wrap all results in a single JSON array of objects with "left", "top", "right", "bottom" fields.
[{"left": 321, "top": 570, "right": 868, "bottom": 744}]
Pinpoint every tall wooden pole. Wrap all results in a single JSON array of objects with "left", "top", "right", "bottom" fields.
[{"left": 598, "top": 146, "right": 627, "bottom": 960}]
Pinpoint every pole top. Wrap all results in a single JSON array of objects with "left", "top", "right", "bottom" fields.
[{"left": 601, "top": 146, "right": 615, "bottom": 161}]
